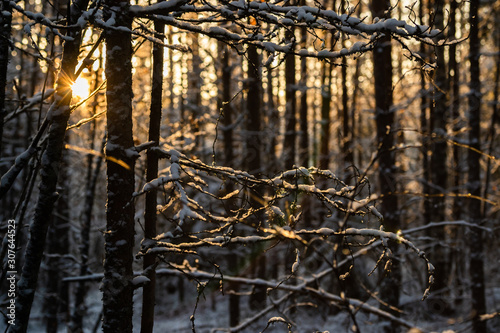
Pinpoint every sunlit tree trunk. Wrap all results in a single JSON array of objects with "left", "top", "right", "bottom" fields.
[
  {"left": 8, "top": 1, "right": 89, "bottom": 332},
  {"left": 141, "top": 15, "right": 164, "bottom": 333},
  {"left": 371, "top": 0, "right": 400, "bottom": 331},
  {"left": 101, "top": 1, "right": 135, "bottom": 332},
  {"left": 468, "top": 0, "right": 487, "bottom": 331}
]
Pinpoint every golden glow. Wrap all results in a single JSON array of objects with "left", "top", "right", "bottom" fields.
[{"left": 71, "top": 76, "right": 90, "bottom": 99}]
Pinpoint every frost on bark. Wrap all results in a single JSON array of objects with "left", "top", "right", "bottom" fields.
[
  {"left": 8, "top": 0, "right": 89, "bottom": 332},
  {"left": 467, "top": 0, "right": 487, "bottom": 331},
  {"left": 101, "top": 1, "right": 136, "bottom": 332},
  {"left": 371, "top": 0, "right": 400, "bottom": 331}
]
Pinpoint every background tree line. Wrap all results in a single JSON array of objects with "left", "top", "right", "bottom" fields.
[{"left": 0, "top": 0, "right": 498, "bottom": 332}]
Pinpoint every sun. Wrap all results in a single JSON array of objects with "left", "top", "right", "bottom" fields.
[{"left": 71, "top": 76, "right": 91, "bottom": 99}]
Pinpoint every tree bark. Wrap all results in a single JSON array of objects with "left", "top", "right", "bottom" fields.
[
  {"left": 101, "top": 1, "right": 135, "bottom": 332},
  {"left": 141, "top": 15, "right": 164, "bottom": 333},
  {"left": 319, "top": 60, "right": 332, "bottom": 171},
  {"left": 44, "top": 140, "right": 70, "bottom": 333},
  {"left": 0, "top": 0, "right": 13, "bottom": 158},
  {"left": 428, "top": 1, "right": 451, "bottom": 304},
  {"left": 468, "top": 0, "right": 487, "bottom": 331},
  {"left": 283, "top": 25, "right": 297, "bottom": 170},
  {"left": 371, "top": 0, "right": 400, "bottom": 331},
  {"left": 298, "top": 15, "right": 309, "bottom": 168},
  {"left": 246, "top": 44, "right": 266, "bottom": 309}
]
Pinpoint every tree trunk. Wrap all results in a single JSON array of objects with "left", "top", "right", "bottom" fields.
[
  {"left": 246, "top": 44, "right": 266, "bottom": 309},
  {"left": 468, "top": 0, "right": 487, "bottom": 331},
  {"left": 298, "top": 15, "right": 309, "bottom": 168},
  {"left": 8, "top": 1, "right": 89, "bottom": 331},
  {"left": 141, "top": 15, "right": 164, "bottom": 333},
  {"left": 319, "top": 60, "right": 332, "bottom": 171},
  {"left": 218, "top": 40, "right": 240, "bottom": 326},
  {"left": 283, "top": 26, "right": 296, "bottom": 170},
  {"left": 428, "top": 1, "right": 451, "bottom": 305},
  {"left": 340, "top": 0, "right": 352, "bottom": 171},
  {"left": 44, "top": 140, "right": 70, "bottom": 333},
  {"left": 101, "top": 1, "right": 135, "bottom": 332},
  {"left": 371, "top": 0, "right": 400, "bottom": 331},
  {"left": 0, "top": 0, "right": 13, "bottom": 158}
]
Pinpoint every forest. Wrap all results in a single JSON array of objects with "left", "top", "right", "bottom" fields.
[{"left": 0, "top": 0, "right": 498, "bottom": 332}]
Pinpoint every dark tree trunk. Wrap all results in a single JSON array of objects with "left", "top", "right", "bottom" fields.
[
  {"left": 246, "top": 44, "right": 266, "bottom": 309},
  {"left": 340, "top": 0, "right": 352, "bottom": 170},
  {"left": 419, "top": 0, "right": 432, "bottom": 226},
  {"left": 44, "top": 141, "right": 70, "bottom": 333},
  {"left": 319, "top": 60, "right": 332, "bottom": 171},
  {"left": 371, "top": 0, "right": 400, "bottom": 331},
  {"left": 283, "top": 27, "right": 297, "bottom": 170},
  {"left": 0, "top": 0, "right": 13, "bottom": 158},
  {"left": 468, "top": 0, "right": 487, "bottom": 331},
  {"left": 101, "top": 1, "right": 135, "bottom": 332},
  {"left": 140, "top": 16, "right": 164, "bottom": 333},
  {"left": 428, "top": 1, "right": 451, "bottom": 303},
  {"left": 267, "top": 66, "right": 279, "bottom": 174},
  {"left": 218, "top": 40, "right": 240, "bottom": 326},
  {"left": 299, "top": 16, "right": 309, "bottom": 167},
  {"left": 8, "top": 1, "right": 89, "bottom": 332},
  {"left": 449, "top": 0, "right": 462, "bottom": 221}
]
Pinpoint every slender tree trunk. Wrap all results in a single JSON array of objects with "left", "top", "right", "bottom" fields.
[
  {"left": 219, "top": 41, "right": 240, "bottom": 326},
  {"left": 299, "top": 15, "right": 309, "bottom": 167},
  {"left": 141, "top": 15, "right": 164, "bottom": 333},
  {"left": 419, "top": 0, "right": 432, "bottom": 226},
  {"left": 340, "top": 0, "right": 352, "bottom": 171},
  {"left": 447, "top": 0, "right": 466, "bottom": 308},
  {"left": 371, "top": 0, "right": 400, "bottom": 332},
  {"left": 428, "top": 1, "right": 451, "bottom": 305},
  {"left": 449, "top": 0, "right": 461, "bottom": 221},
  {"left": 101, "top": 1, "right": 135, "bottom": 332},
  {"left": 319, "top": 60, "right": 332, "bottom": 171},
  {"left": 283, "top": 26, "right": 297, "bottom": 170},
  {"left": 267, "top": 66, "right": 279, "bottom": 174},
  {"left": 468, "top": 0, "right": 487, "bottom": 331},
  {"left": 0, "top": 0, "right": 13, "bottom": 158},
  {"left": 44, "top": 139, "right": 70, "bottom": 333},
  {"left": 8, "top": 1, "right": 89, "bottom": 331},
  {"left": 246, "top": 44, "right": 266, "bottom": 309}
]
